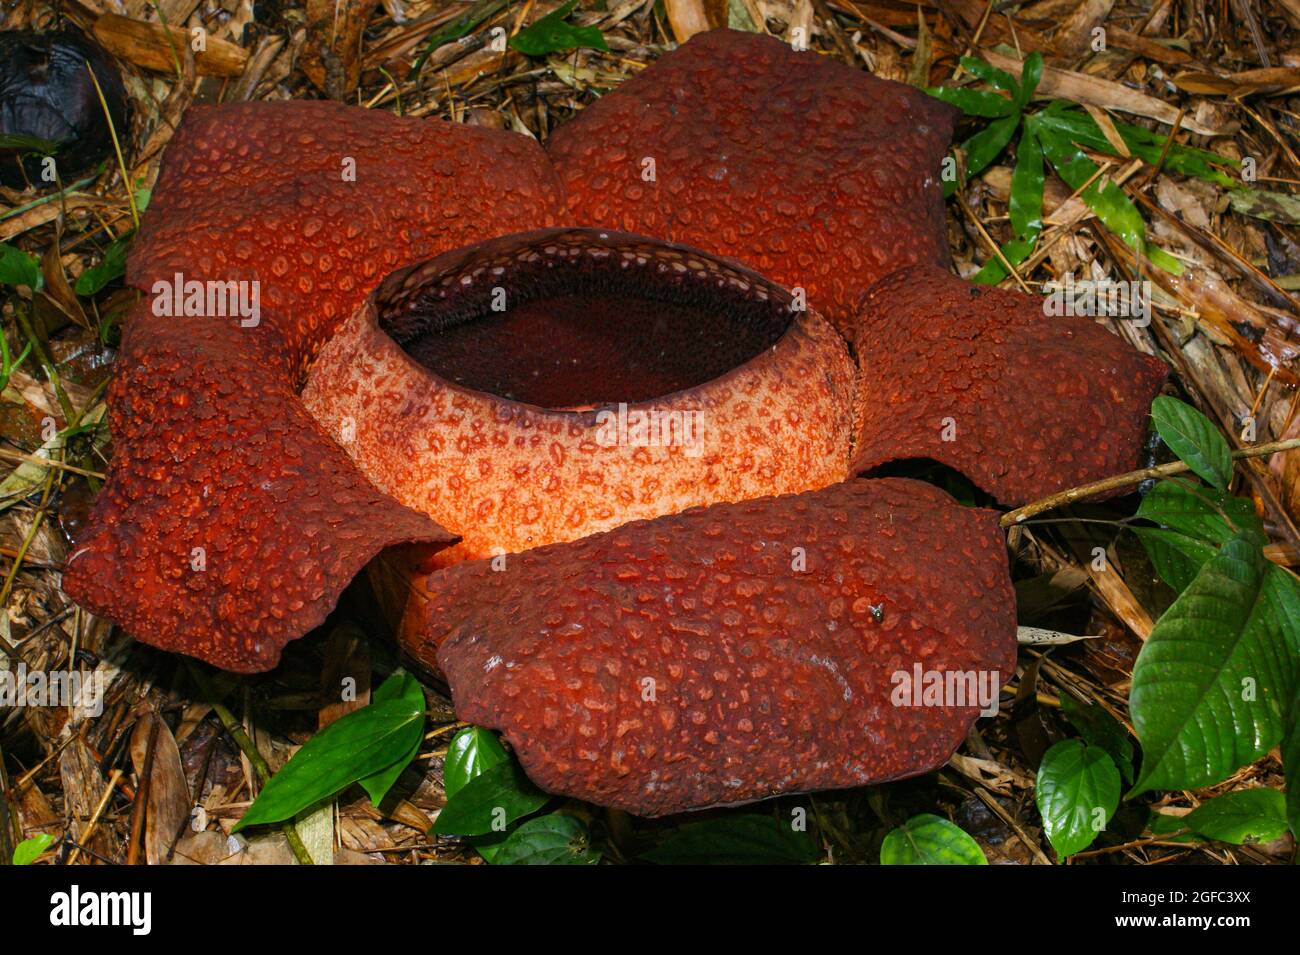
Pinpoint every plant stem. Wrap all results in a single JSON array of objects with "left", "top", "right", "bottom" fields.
[{"left": 1000, "top": 437, "right": 1300, "bottom": 527}]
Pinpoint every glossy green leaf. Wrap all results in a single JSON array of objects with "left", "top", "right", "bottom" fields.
[
  {"left": 431, "top": 759, "right": 549, "bottom": 837},
  {"left": 926, "top": 85, "right": 1016, "bottom": 118},
  {"left": 1036, "top": 126, "right": 1181, "bottom": 274},
  {"left": 1182, "top": 788, "right": 1288, "bottom": 844},
  {"left": 74, "top": 232, "right": 133, "bottom": 296},
  {"left": 1036, "top": 739, "right": 1121, "bottom": 858},
  {"left": 0, "top": 244, "right": 43, "bottom": 290},
  {"left": 12, "top": 833, "right": 56, "bottom": 865},
  {"left": 510, "top": 1, "right": 608, "bottom": 56},
  {"left": 1132, "top": 526, "right": 1218, "bottom": 592},
  {"left": 1130, "top": 534, "right": 1299, "bottom": 794},
  {"left": 443, "top": 726, "right": 509, "bottom": 801},
  {"left": 1135, "top": 479, "right": 1264, "bottom": 546},
  {"left": 643, "top": 814, "right": 820, "bottom": 865},
  {"left": 960, "top": 56, "right": 1019, "bottom": 94},
  {"left": 357, "top": 671, "right": 426, "bottom": 806},
  {"left": 973, "top": 124, "right": 1044, "bottom": 283},
  {"left": 493, "top": 814, "right": 601, "bottom": 865},
  {"left": 1035, "top": 102, "right": 1237, "bottom": 187},
  {"left": 880, "top": 813, "right": 986, "bottom": 865},
  {"left": 1059, "top": 694, "right": 1135, "bottom": 784},
  {"left": 1150, "top": 396, "right": 1234, "bottom": 490},
  {"left": 234, "top": 695, "right": 426, "bottom": 831}
]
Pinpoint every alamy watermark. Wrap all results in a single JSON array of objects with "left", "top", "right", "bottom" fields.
[
  {"left": 0, "top": 664, "right": 104, "bottom": 717},
  {"left": 594, "top": 403, "right": 705, "bottom": 458},
  {"left": 890, "top": 664, "right": 1001, "bottom": 717},
  {"left": 1043, "top": 274, "right": 1151, "bottom": 326},
  {"left": 151, "top": 272, "right": 261, "bottom": 327}
]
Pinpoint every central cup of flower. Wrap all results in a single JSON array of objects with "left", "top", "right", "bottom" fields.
[{"left": 302, "top": 228, "right": 857, "bottom": 565}]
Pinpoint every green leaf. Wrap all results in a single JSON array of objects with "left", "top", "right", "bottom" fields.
[
  {"left": 12, "top": 833, "right": 56, "bottom": 865},
  {"left": 1150, "top": 396, "right": 1234, "bottom": 490},
  {"left": 234, "top": 695, "right": 426, "bottom": 831},
  {"left": 1133, "top": 526, "right": 1218, "bottom": 592},
  {"left": 973, "top": 124, "right": 1045, "bottom": 283},
  {"left": 492, "top": 814, "right": 601, "bottom": 865},
  {"left": 1181, "top": 789, "right": 1288, "bottom": 844},
  {"left": 74, "top": 232, "right": 133, "bottom": 296},
  {"left": 1036, "top": 126, "right": 1181, "bottom": 274},
  {"left": 880, "top": 813, "right": 986, "bottom": 865},
  {"left": 510, "top": 1, "right": 608, "bottom": 56},
  {"left": 1035, "top": 102, "right": 1237, "bottom": 187},
  {"left": 356, "top": 671, "right": 426, "bottom": 806},
  {"left": 432, "top": 759, "right": 549, "bottom": 837},
  {"left": 643, "top": 814, "right": 820, "bottom": 865},
  {"left": 1059, "top": 694, "right": 1135, "bottom": 784},
  {"left": 443, "top": 726, "right": 509, "bottom": 801},
  {"left": 1135, "top": 479, "right": 1264, "bottom": 546},
  {"left": 1036, "top": 739, "right": 1121, "bottom": 858},
  {"left": 926, "top": 85, "right": 1016, "bottom": 118},
  {"left": 957, "top": 113, "right": 1021, "bottom": 187},
  {"left": 1130, "top": 534, "right": 1299, "bottom": 794},
  {"left": 0, "top": 244, "right": 43, "bottom": 291},
  {"left": 0, "top": 133, "right": 60, "bottom": 153},
  {"left": 1284, "top": 677, "right": 1300, "bottom": 837},
  {"left": 960, "top": 56, "right": 1020, "bottom": 95}
]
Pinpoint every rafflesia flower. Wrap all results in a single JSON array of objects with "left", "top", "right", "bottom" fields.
[{"left": 63, "top": 30, "right": 1166, "bottom": 816}]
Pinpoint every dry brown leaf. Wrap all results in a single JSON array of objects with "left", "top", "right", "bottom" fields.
[
  {"left": 129, "top": 713, "right": 192, "bottom": 865},
  {"left": 1173, "top": 67, "right": 1300, "bottom": 97},
  {"left": 92, "top": 13, "right": 249, "bottom": 77}
]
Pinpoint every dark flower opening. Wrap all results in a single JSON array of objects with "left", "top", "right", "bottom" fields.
[{"left": 373, "top": 229, "right": 795, "bottom": 409}]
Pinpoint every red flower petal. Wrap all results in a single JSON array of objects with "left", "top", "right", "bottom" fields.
[
  {"left": 548, "top": 29, "right": 957, "bottom": 336},
  {"left": 412, "top": 478, "right": 1016, "bottom": 816},
  {"left": 851, "top": 266, "right": 1168, "bottom": 503},
  {"left": 127, "top": 101, "right": 565, "bottom": 373},
  {"left": 63, "top": 102, "right": 566, "bottom": 671}
]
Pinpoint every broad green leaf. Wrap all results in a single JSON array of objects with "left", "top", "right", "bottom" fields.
[
  {"left": 1135, "top": 479, "right": 1264, "bottom": 546},
  {"left": 1036, "top": 739, "right": 1121, "bottom": 858},
  {"left": 510, "top": 1, "right": 608, "bottom": 56},
  {"left": 0, "top": 244, "right": 43, "bottom": 290},
  {"left": 1150, "top": 396, "right": 1234, "bottom": 490},
  {"left": 12, "top": 833, "right": 56, "bottom": 865},
  {"left": 74, "top": 232, "right": 132, "bottom": 296},
  {"left": 357, "top": 671, "right": 426, "bottom": 806},
  {"left": 1182, "top": 788, "right": 1288, "bottom": 844},
  {"left": 1132, "top": 526, "right": 1218, "bottom": 592},
  {"left": 1036, "top": 126, "right": 1181, "bottom": 274},
  {"left": 431, "top": 759, "right": 549, "bottom": 837},
  {"left": 881, "top": 814, "right": 986, "bottom": 865},
  {"left": 493, "top": 814, "right": 601, "bottom": 865},
  {"left": 1130, "top": 534, "right": 1298, "bottom": 794},
  {"left": 643, "top": 814, "right": 820, "bottom": 865},
  {"left": 443, "top": 726, "right": 509, "bottom": 801},
  {"left": 234, "top": 696, "right": 426, "bottom": 831},
  {"left": 1059, "top": 694, "right": 1135, "bottom": 784}
]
